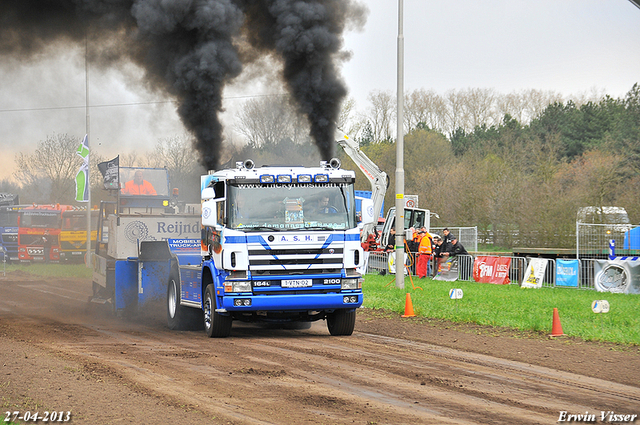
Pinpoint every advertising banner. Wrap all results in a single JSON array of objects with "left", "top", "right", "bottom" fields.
[
  {"left": 556, "top": 259, "right": 579, "bottom": 287},
  {"left": 594, "top": 259, "right": 640, "bottom": 294},
  {"left": 472, "top": 256, "right": 511, "bottom": 285},
  {"left": 521, "top": 258, "right": 548, "bottom": 288}
]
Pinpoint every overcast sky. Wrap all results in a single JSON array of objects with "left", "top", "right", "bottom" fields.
[{"left": 1, "top": 0, "right": 639, "bottom": 181}]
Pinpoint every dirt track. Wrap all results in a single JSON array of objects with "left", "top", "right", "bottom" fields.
[{"left": 1, "top": 270, "right": 639, "bottom": 424}]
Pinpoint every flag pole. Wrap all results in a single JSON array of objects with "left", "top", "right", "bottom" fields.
[{"left": 85, "top": 32, "right": 92, "bottom": 268}]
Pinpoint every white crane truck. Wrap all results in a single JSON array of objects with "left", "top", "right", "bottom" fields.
[
  {"left": 92, "top": 161, "right": 374, "bottom": 338},
  {"left": 334, "top": 130, "right": 431, "bottom": 249}
]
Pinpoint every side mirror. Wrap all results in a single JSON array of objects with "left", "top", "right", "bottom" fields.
[
  {"left": 360, "top": 198, "right": 375, "bottom": 226},
  {"left": 201, "top": 187, "right": 215, "bottom": 200}
]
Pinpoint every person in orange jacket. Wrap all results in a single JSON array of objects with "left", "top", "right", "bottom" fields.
[
  {"left": 122, "top": 170, "right": 157, "bottom": 195},
  {"left": 416, "top": 228, "right": 433, "bottom": 278}
]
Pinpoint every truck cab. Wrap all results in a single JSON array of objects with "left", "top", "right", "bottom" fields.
[{"left": 190, "top": 159, "right": 373, "bottom": 337}]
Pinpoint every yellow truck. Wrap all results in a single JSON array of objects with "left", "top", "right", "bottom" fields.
[{"left": 59, "top": 208, "right": 98, "bottom": 262}]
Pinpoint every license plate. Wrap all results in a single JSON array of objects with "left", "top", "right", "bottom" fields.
[{"left": 281, "top": 279, "right": 312, "bottom": 288}]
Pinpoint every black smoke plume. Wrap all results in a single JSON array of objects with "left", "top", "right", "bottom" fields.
[{"left": 0, "top": 0, "right": 366, "bottom": 169}]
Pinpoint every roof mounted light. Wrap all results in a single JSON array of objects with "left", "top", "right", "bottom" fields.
[
  {"left": 277, "top": 174, "right": 292, "bottom": 183},
  {"left": 297, "top": 174, "right": 312, "bottom": 183},
  {"left": 260, "top": 175, "right": 275, "bottom": 183},
  {"left": 329, "top": 158, "right": 341, "bottom": 169},
  {"left": 314, "top": 174, "right": 329, "bottom": 183}
]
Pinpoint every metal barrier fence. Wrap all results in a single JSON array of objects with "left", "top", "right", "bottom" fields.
[
  {"left": 365, "top": 251, "right": 598, "bottom": 291},
  {"left": 430, "top": 226, "right": 478, "bottom": 253},
  {"left": 507, "top": 256, "right": 528, "bottom": 286},
  {"left": 578, "top": 258, "right": 598, "bottom": 290},
  {"left": 576, "top": 222, "right": 633, "bottom": 259}
]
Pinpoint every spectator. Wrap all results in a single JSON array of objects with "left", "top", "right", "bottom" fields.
[
  {"left": 442, "top": 227, "right": 453, "bottom": 245},
  {"left": 442, "top": 235, "right": 468, "bottom": 258},
  {"left": 416, "top": 229, "right": 433, "bottom": 278},
  {"left": 432, "top": 234, "right": 443, "bottom": 276},
  {"left": 446, "top": 236, "right": 471, "bottom": 279},
  {"left": 42, "top": 230, "right": 51, "bottom": 264},
  {"left": 406, "top": 227, "right": 419, "bottom": 254},
  {"left": 122, "top": 170, "right": 157, "bottom": 196},
  {"left": 383, "top": 228, "right": 396, "bottom": 252}
]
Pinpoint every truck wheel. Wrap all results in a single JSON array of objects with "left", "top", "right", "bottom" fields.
[
  {"left": 166, "top": 270, "right": 203, "bottom": 330},
  {"left": 327, "top": 309, "right": 356, "bottom": 336},
  {"left": 167, "top": 273, "right": 187, "bottom": 330},
  {"left": 203, "top": 284, "right": 232, "bottom": 338}
]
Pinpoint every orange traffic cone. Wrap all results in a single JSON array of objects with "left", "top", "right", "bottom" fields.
[
  {"left": 550, "top": 307, "right": 564, "bottom": 337},
  {"left": 401, "top": 293, "right": 416, "bottom": 318}
]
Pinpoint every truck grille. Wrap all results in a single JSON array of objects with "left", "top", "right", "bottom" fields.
[
  {"left": 2, "top": 234, "right": 17, "bottom": 243},
  {"left": 248, "top": 246, "right": 344, "bottom": 276}
]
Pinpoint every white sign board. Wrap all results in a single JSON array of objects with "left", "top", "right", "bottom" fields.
[
  {"left": 521, "top": 258, "right": 549, "bottom": 288},
  {"left": 449, "top": 288, "right": 463, "bottom": 299},
  {"left": 591, "top": 300, "right": 610, "bottom": 314}
]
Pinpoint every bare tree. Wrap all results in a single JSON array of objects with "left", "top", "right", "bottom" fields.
[
  {"left": 13, "top": 133, "right": 83, "bottom": 204},
  {"left": 147, "top": 134, "right": 205, "bottom": 202},
  {"left": 462, "top": 88, "right": 498, "bottom": 130},
  {"left": 404, "top": 88, "right": 447, "bottom": 132},
  {"left": 495, "top": 91, "right": 528, "bottom": 123},
  {"left": 522, "top": 89, "right": 564, "bottom": 122},
  {"left": 337, "top": 97, "right": 366, "bottom": 138},
  {"left": 443, "top": 90, "right": 467, "bottom": 136},
  {"left": 235, "top": 95, "right": 303, "bottom": 148},
  {"left": 366, "top": 90, "right": 395, "bottom": 142}
]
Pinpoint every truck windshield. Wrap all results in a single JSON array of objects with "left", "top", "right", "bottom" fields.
[
  {"left": 20, "top": 211, "right": 60, "bottom": 228},
  {"left": 62, "top": 212, "right": 99, "bottom": 231},
  {"left": 228, "top": 183, "right": 356, "bottom": 231},
  {"left": 0, "top": 209, "right": 19, "bottom": 227}
]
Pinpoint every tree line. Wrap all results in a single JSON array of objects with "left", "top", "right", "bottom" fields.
[
  {"left": 2, "top": 84, "right": 638, "bottom": 249},
  {"left": 341, "top": 84, "right": 640, "bottom": 248},
  {"left": 228, "top": 84, "right": 640, "bottom": 248}
]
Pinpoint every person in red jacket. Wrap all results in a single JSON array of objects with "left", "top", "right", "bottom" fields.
[
  {"left": 416, "top": 228, "right": 433, "bottom": 278},
  {"left": 122, "top": 170, "right": 157, "bottom": 195}
]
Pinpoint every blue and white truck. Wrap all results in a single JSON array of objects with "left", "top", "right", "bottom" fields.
[
  {"left": 0, "top": 193, "right": 23, "bottom": 263},
  {"left": 92, "top": 161, "right": 374, "bottom": 338}
]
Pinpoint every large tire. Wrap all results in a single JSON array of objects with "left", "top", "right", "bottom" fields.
[
  {"left": 327, "top": 309, "right": 356, "bottom": 336},
  {"left": 203, "top": 284, "right": 232, "bottom": 338},
  {"left": 167, "top": 270, "right": 202, "bottom": 330}
]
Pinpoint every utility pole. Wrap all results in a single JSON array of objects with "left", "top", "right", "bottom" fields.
[
  {"left": 85, "top": 33, "right": 92, "bottom": 268},
  {"left": 395, "top": 0, "right": 405, "bottom": 289}
]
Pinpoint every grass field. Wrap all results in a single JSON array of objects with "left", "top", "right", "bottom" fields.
[
  {"left": 2, "top": 262, "right": 93, "bottom": 279},
  {"left": 3, "top": 262, "right": 638, "bottom": 346},
  {"left": 363, "top": 274, "right": 640, "bottom": 346}
]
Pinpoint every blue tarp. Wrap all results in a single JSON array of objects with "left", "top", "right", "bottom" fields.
[{"left": 623, "top": 226, "right": 640, "bottom": 249}]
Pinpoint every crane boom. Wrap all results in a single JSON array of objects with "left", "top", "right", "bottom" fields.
[{"left": 335, "top": 128, "right": 389, "bottom": 242}]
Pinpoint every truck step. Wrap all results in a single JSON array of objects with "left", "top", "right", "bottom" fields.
[{"left": 89, "top": 295, "right": 110, "bottom": 305}]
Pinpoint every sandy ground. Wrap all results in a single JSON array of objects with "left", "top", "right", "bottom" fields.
[{"left": 1, "top": 270, "right": 639, "bottom": 425}]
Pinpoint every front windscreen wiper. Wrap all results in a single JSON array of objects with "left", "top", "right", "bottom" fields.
[
  {"left": 238, "top": 225, "right": 282, "bottom": 232},
  {"left": 301, "top": 225, "right": 335, "bottom": 231}
]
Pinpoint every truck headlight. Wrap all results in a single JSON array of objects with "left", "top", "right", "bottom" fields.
[
  {"left": 341, "top": 278, "right": 362, "bottom": 290},
  {"left": 224, "top": 281, "right": 252, "bottom": 293}
]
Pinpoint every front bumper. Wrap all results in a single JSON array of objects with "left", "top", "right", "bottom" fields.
[{"left": 219, "top": 291, "right": 363, "bottom": 312}]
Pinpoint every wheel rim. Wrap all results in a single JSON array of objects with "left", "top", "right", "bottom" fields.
[
  {"left": 168, "top": 280, "right": 177, "bottom": 318},
  {"left": 204, "top": 294, "right": 212, "bottom": 331}
]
